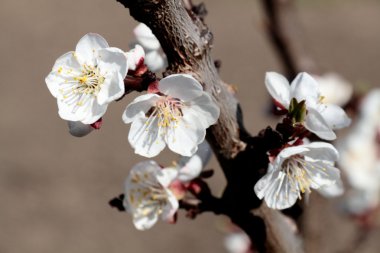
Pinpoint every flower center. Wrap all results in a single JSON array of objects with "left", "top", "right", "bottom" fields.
[
  {"left": 283, "top": 156, "right": 312, "bottom": 197},
  {"left": 128, "top": 172, "right": 169, "bottom": 215},
  {"left": 146, "top": 97, "right": 184, "bottom": 129},
  {"left": 73, "top": 64, "right": 105, "bottom": 96},
  {"left": 57, "top": 64, "right": 105, "bottom": 109},
  {"left": 318, "top": 95, "right": 326, "bottom": 104}
]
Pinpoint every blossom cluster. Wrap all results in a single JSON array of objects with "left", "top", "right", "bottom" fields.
[
  {"left": 124, "top": 141, "right": 212, "bottom": 230},
  {"left": 46, "top": 31, "right": 219, "bottom": 155},
  {"left": 45, "top": 29, "right": 353, "bottom": 228},
  {"left": 45, "top": 31, "right": 219, "bottom": 229},
  {"left": 255, "top": 72, "right": 351, "bottom": 210}
]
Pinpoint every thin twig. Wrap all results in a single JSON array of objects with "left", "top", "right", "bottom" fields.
[{"left": 260, "top": 0, "right": 318, "bottom": 79}]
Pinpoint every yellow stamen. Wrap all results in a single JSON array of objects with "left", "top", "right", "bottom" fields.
[{"left": 319, "top": 95, "right": 326, "bottom": 103}]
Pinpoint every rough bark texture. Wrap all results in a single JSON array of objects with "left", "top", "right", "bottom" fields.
[{"left": 115, "top": 0, "right": 303, "bottom": 252}]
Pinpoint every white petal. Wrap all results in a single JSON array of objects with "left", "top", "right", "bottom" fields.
[
  {"left": 318, "top": 104, "right": 351, "bottom": 129},
  {"left": 167, "top": 126, "right": 204, "bottom": 157},
  {"left": 67, "top": 121, "right": 93, "bottom": 137},
  {"left": 129, "top": 160, "right": 160, "bottom": 175},
  {"left": 124, "top": 161, "right": 160, "bottom": 191},
  {"left": 46, "top": 72, "right": 64, "bottom": 98},
  {"left": 57, "top": 98, "right": 85, "bottom": 122},
  {"left": 270, "top": 173, "right": 299, "bottom": 210},
  {"left": 290, "top": 72, "right": 320, "bottom": 105},
  {"left": 274, "top": 145, "right": 309, "bottom": 169},
  {"left": 45, "top": 51, "right": 81, "bottom": 97},
  {"left": 126, "top": 44, "right": 145, "bottom": 71},
  {"left": 265, "top": 72, "right": 291, "bottom": 108},
  {"left": 128, "top": 116, "right": 166, "bottom": 158},
  {"left": 314, "top": 73, "right": 353, "bottom": 106},
  {"left": 122, "top": 94, "right": 160, "bottom": 123},
  {"left": 75, "top": 33, "right": 109, "bottom": 65},
  {"left": 304, "top": 160, "right": 341, "bottom": 188},
  {"left": 177, "top": 159, "right": 203, "bottom": 182},
  {"left": 277, "top": 145, "right": 309, "bottom": 159},
  {"left": 166, "top": 109, "right": 207, "bottom": 156},
  {"left": 159, "top": 74, "right": 203, "bottom": 102},
  {"left": 187, "top": 93, "right": 220, "bottom": 128},
  {"left": 305, "top": 107, "right": 336, "bottom": 140},
  {"left": 58, "top": 95, "right": 105, "bottom": 124},
  {"left": 254, "top": 165, "right": 277, "bottom": 200},
  {"left": 97, "top": 72, "right": 125, "bottom": 106},
  {"left": 302, "top": 142, "right": 339, "bottom": 162},
  {"left": 51, "top": 51, "right": 81, "bottom": 73},
  {"left": 156, "top": 168, "right": 178, "bottom": 188},
  {"left": 81, "top": 99, "right": 108, "bottom": 124},
  {"left": 177, "top": 141, "right": 211, "bottom": 182},
  {"left": 161, "top": 191, "right": 179, "bottom": 221},
  {"left": 317, "top": 179, "right": 344, "bottom": 198},
  {"left": 260, "top": 170, "right": 299, "bottom": 210},
  {"left": 134, "top": 23, "right": 161, "bottom": 50},
  {"left": 97, "top": 47, "right": 128, "bottom": 78},
  {"left": 145, "top": 50, "right": 166, "bottom": 72},
  {"left": 360, "top": 89, "right": 380, "bottom": 119},
  {"left": 132, "top": 209, "right": 159, "bottom": 231}
]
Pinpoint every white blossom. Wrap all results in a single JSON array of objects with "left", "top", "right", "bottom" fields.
[
  {"left": 125, "top": 44, "right": 145, "bottom": 71},
  {"left": 46, "top": 33, "right": 128, "bottom": 124},
  {"left": 133, "top": 23, "right": 166, "bottom": 72},
  {"left": 176, "top": 140, "right": 212, "bottom": 182},
  {"left": 255, "top": 142, "right": 342, "bottom": 210},
  {"left": 124, "top": 160, "right": 179, "bottom": 230},
  {"left": 338, "top": 89, "right": 380, "bottom": 214},
  {"left": 123, "top": 143, "right": 209, "bottom": 230},
  {"left": 123, "top": 74, "right": 220, "bottom": 158},
  {"left": 265, "top": 72, "right": 351, "bottom": 140}
]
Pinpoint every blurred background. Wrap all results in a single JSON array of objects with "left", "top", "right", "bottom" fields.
[{"left": 0, "top": 0, "right": 379, "bottom": 252}]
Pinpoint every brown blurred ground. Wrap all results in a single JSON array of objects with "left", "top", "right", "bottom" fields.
[{"left": 0, "top": 0, "right": 379, "bottom": 252}]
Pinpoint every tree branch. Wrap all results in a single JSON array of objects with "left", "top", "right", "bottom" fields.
[
  {"left": 260, "top": 0, "right": 318, "bottom": 79},
  {"left": 115, "top": 1, "right": 303, "bottom": 252}
]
